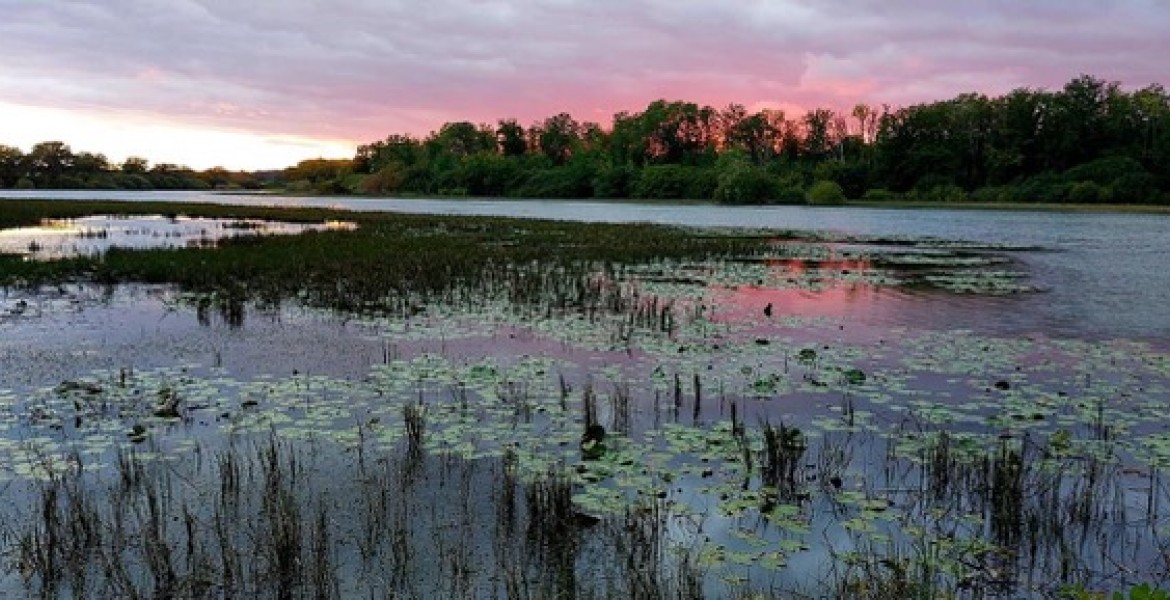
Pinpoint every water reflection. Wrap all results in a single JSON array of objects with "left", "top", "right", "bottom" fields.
[
  {"left": 0, "top": 214, "right": 355, "bottom": 260},
  {"left": 3, "top": 191, "right": 1169, "bottom": 341},
  {"left": 701, "top": 249, "right": 1046, "bottom": 342}
]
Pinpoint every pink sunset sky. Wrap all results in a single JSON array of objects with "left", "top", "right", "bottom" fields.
[{"left": 1, "top": 0, "right": 1168, "bottom": 171}]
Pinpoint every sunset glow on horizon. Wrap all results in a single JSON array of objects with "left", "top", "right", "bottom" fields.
[
  {"left": 0, "top": 101, "right": 355, "bottom": 171},
  {"left": 2, "top": 1, "right": 1168, "bottom": 171}
]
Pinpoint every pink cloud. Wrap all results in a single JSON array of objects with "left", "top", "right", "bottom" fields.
[{"left": 1, "top": 0, "right": 1167, "bottom": 167}]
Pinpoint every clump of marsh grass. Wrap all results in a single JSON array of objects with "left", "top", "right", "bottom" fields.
[
  {"left": 5, "top": 431, "right": 730, "bottom": 599},
  {"left": 761, "top": 420, "right": 808, "bottom": 502}
]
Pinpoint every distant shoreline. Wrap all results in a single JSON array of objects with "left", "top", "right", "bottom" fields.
[{"left": 6, "top": 192, "right": 1170, "bottom": 217}]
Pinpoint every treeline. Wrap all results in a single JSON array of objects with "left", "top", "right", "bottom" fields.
[
  {"left": 0, "top": 142, "right": 275, "bottom": 191},
  {"left": 6, "top": 74, "right": 1169, "bottom": 204},
  {"left": 344, "top": 74, "right": 1170, "bottom": 204}
]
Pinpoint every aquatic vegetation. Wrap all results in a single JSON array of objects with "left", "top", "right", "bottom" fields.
[
  {"left": 3, "top": 294, "right": 1169, "bottom": 597},
  {"left": 2, "top": 199, "right": 1168, "bottom": 598}
]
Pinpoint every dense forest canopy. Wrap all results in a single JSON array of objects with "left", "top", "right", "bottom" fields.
[{"left": 4, "top": 75, "right": 1169, "bottom": 204}]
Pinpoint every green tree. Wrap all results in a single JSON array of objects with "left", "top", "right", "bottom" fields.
[
  {"left": 121, "top": 156, "right": 150, "bottom": 175},
  {"left": 851, "top": 103, "right": 879, "bottom": 145},
  {"left": 355, "top": 134, "right": 424, "bottom": 174},
  {"left": 0, "top": 145, "right": 24, "bottom": 187},
  {"left": 723, "top": 106, "right": 783, "bottom": 165},
  {"left": 609, "top": 110, "right": 650, "bottom": 166},
  {"left": 283, "top": 158, "right": 353, "bottom": 192},
  {"left": 148, "top": 163, "right": 209, "bottom": 190},
  {"left": 641, "top": 100, "right": 719, "bottom": 165},
  {"left": 496, "top": 118, "right": 528, "bottom": 157},
  {"left": 24, "top": 141, "right": 75, "bottom": 187},
  {"left": 986, "top": 88, "right": 1047, "bottom": 184},
  {"left": 802, "top": 108, "right": 836, "bottom": 161},
  {"left": 713, "top": 151, "right": 779, "bottom": 204},
  {"left": 533, "top": 112, "right": 582, "bottom": 166},
  {"left": 343, "top": 73, "right": 1170, "bottom": 205},
  {"left": 1040, "top": 74, "right": 1116, "bottom": 171},
  {"left": 458, "top": 152, "right": 523, "bottom": 196},
  {"left": 1128, "top": 84, "right": 1170, "bottom": 182},
  {"left": 429, "top": 122, "right": 496, "bottom": 159}
]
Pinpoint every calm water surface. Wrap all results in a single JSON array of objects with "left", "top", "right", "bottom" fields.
[
  {"left": 3, "top": 197, "right": 1170, "bottom": 598},
  {"left": 3, "top": 190, "right": 1169, "bottom": 343}
]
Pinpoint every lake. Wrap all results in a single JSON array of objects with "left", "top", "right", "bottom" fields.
[
  {"left": 4, "top": 189, "right": 1169, "bottom": 343},
  {"left": 2, "top": 190, "right": 1170, "bottom": 597}
]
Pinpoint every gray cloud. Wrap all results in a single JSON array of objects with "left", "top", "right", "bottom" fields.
[{"left": 1, "top": 0, "right": 1167, "bottom": 145}]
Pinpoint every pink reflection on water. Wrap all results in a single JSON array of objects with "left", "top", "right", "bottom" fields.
[{"left": 704, "top": 256, "right": 889, "bottom": 322}]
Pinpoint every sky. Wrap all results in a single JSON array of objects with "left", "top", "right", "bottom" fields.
[{"left": 1, "top": 1, "right": 1168, "bottom": 171}]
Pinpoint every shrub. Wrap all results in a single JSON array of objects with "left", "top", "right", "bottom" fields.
[
  {"left": 814, "top": 161, "right": 870, "bottom": 198},
  {"left": 632, "top": 165, "right": 687, "bottom": 199},
  {"left": 458, "top": 153, "right": 524, "bottom": 196},
  {"left": 913, "top": 173, "right": 957, "bottom": 193},
  {"left": 114, "top": 173, "right": 153, "bottom": 190},
  {"left": 85, "top": 176, "right": 119, "bottom": 190},
  {"left": 359, "top": 164, "right": 408, "bottom": 195},
  {"left": 912, "top": 184, "right": 967, "bottom": 203},
  {"left": 713, "top": 165, "right": 779, "bottom": 204},
  {"left": 806, "top": 180, "right": 846, "bottom": 205},
  {"left": 1110, "top": 171, "right": 1159, "bottom": 204},
  {"left": 592, "top": 165, "right": 636, "bottom": 199},
  {"left": 861, "top": 188, "right": 897, "bottom": 202},
  {"left": 314, "top": 179, "right": 350, "bottom": 195},
  {"left": 773, "top": 186, "right": 806, "bottom": 204},
  {"left": 514, "top": 166, "right": 594, "bottom": 199},
  {"left": 968, "top": 186, "right": 1012, "bottom": 203},
  {"left": 1067, "top": 181, "right": 1112, "bottom": 204},
  {"left": 1064, "top": 156, "right": 1146, "bottom": 186},
  {"left": 1015, "top": 172, "right": 1070, "bottom": 203},
  {"left": 632, "top": 165, "right": 716, "bottom": 200}
]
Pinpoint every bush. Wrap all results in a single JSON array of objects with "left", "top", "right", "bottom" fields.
[
  {"left": 685, "top": 168, "right": 717, "bottom": 200},
  {"left": 775, "top": 186, "right": 807, "bottom": 204},
  {"left": 592, "top": 165, "right": 636, "bottom": 199},
  {"left": 1015, "top": 172, "right": 1070, "bottom": 203},
  {"left": 913, "top": 173, "right": 957, "bottom": 193},
  {"left": 632, "top": 165, "right": 716, "bottom": 200},
  {"left": 968, "top": 186, "right": 1012, "bottom": 203},
  {"left": 458, "top": 153, "right": 523, "bottom": 196},
  {"left": 359, "top": 163, "right": 408, "bottom": 195},
  {"left": 1064, "top": 156, "right": 1146, "bottom": 186},
  {"left": 912, "top": 184, "right": 967, "bottom": 203},
  {"left": 314, "top": 179, "right": 350, "bottom": 195},
  {"left": 15, "top": 177, "right": 35, "bottom": 190},
  {"left": 57, "top": 175, "right": 85, "bottom": 189},
  {"left": 806, "top": 180, "right": 846, "bottom": 205},
  {"left": 814, "top": 161, "right": 870, "bottom": 198},
  {"left": 632, "top": 165, "right": 686, "bottom": 199},
  {"left": 713, "top": 165, "right": 779, "bottom": 204},
  {"left": 114, "top": 173, "right": 153, "bottom": 190},
  {"left": 1110, "top": 171, "right": 1159, "bottom": 204},
  {"left": 85, "top": 176, "right": 119, "bottom": 190},
  {"left": 514, "top": 166, "right": 594, "bottom": 199},
  {"left": 1067, "top": 181, "right": 1112, "bottom": 204},
  {"left": 861, "top": 188, "right": 897, "bottom": 202},
  {"left": 767, "top": 185, "right": 804, "bottom": 204}
]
